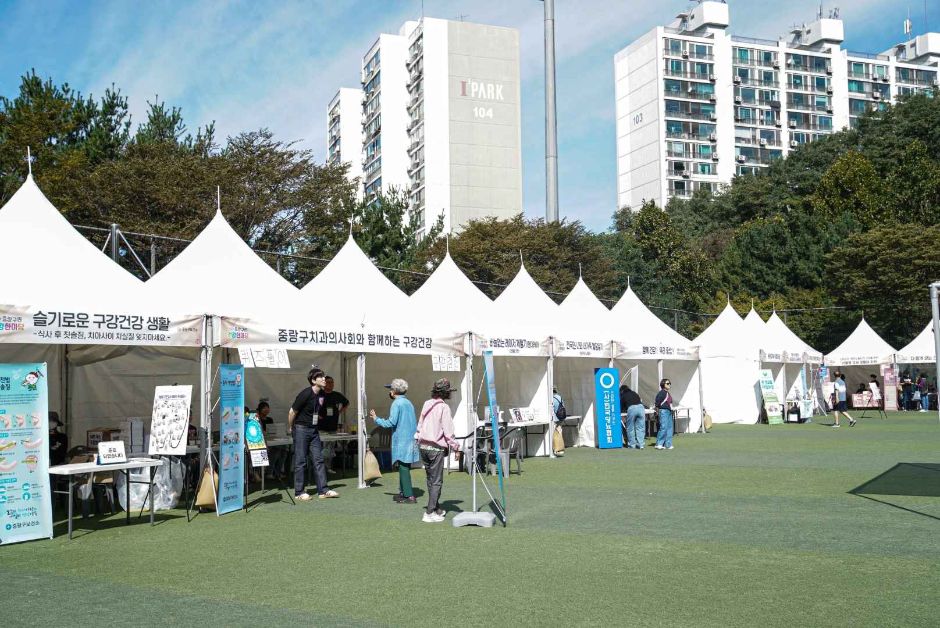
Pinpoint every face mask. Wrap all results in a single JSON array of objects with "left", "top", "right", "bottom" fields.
[{"left": 388, "top": 391, "right": 395, "bottom": 400}]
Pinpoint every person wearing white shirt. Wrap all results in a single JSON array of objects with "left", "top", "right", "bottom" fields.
[{"left": 831, "top": 371, "right": 856, "bottom": 428}]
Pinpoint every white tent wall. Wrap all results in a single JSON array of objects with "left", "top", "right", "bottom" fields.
[
  {"left": 554, "top": 357, "right": 611, "bottom": 448},
  {"left": 68, "top": 345, "right": 204, "bottom": 441},
  {"left": 783, "top": 363, "right": 805, "bottom": 401},
  {"left": 664, "top": 359, "right": 703, "bottom": 432},
  {"left": 698, "top": 356, "right": 761, "bottom": 423},
  {"left": 472, "top": 355, "right": 551, "bottom": 455}
]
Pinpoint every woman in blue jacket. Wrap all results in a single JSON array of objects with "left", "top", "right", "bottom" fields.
[{"left": 369, "top": 378, "right": 419, "bottom": 503}]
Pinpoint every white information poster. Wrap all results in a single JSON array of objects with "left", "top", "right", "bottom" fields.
[
  {"left": 243, "top": 347, "right": 290, "bottom": 369},
  {"left": 238, "top": 347, "right": 255, "bottom": 368},
  {"left": 148, "top": 385, "right": 193, "bottom": 455},
  {"left": 431, "top": 353, "right": 461, "bottom": 372}
]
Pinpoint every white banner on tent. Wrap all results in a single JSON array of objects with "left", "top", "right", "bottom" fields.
[
  {"left": 552, "top": 337, "right": 611, "bottom": 359},
  {"left": 0, "top": 305, "right": 202, "bottom": 347},
  {"left": 473, "top": 334, "right": 551, "bottom": 357},
  {"left": 239, "top": 346, "right": 290, "bottom": 368},
  {"left": 220, "top": 317, "right": 465, "bottom": 356},
  {"left": 615, "top": 341, "right": 698, "bottom": 361}
]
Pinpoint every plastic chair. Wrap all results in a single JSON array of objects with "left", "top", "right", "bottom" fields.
[{"left": 489, "top": 426, "right": 523, "bottom": 476}]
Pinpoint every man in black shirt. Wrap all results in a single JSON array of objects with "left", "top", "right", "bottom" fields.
[
  {"left": 619, "top": 385, "right": 646, "bottom": 449},
  {"left": 288, "top": 368, "right": 338, "bottom": 500},
  {"left": 319, "top": 376, "right": 349, "bottom": 432}
]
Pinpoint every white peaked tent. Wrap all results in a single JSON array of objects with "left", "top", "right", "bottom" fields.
[
  {"left": 693, "top": 303, "right": 762, "bottom": 424},
  {"left": 476, "top": 263, "right": 555, "bottom": 455},
  {"left": 407, "top": 253, "right": 491, "bottom": 446},
  {"left": 896, "top": 323, "right": 936, "bottom": 364},
  {"left": 609, "top": 286, "right": 702, "bottom": 438},
  {"left": 0, "top": 176, "right": 201, "bottom": 440},
  {"left": 553, "top": 278, "right": 617, "bottom": 447},
  {"left": 825, "top": 319, "right": 896, "bottom": 394},
  {"left": 763, "top": 312, "right": 821, "bottom": 411}
]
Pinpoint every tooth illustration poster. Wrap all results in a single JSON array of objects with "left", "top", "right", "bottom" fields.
[
  {"left": 148, "top": 385, "right": 193, "bottom": 456},
  {"left": 217, "top": 364, "right": 245, "bottom": 515},
  {"left": 0, "top": 363, "right": 52, "bottom": 545}
]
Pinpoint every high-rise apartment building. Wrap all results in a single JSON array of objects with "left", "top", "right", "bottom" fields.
[
  {"left": 327, "top": 87, "right": 364, "bottom": 189},
  {"left": 614, "top": 1, "right": 940, "bottom": 210},
  {"left": 329, "top": 17, "right": 522, "bottom": 237}
]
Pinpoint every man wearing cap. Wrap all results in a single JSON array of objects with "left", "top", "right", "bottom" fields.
[
  {"left": 288, "top": 368, "right": 339, "bottom": 500},
  {"left": 369, "top": 378, "right": 419, "bottom": 504},
  {"left": 415, "top": 378, "right": 461, "bottom": 523}
]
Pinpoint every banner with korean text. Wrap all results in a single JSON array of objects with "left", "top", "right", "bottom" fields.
[
  {"left": 218, "top": 364, "right": 245, "bottom": 515},
  {"left": 0, "top": 363, "right": 53, "bottom": 545},
  {"left": 759, "top": 369, "right": 784, "bottom": 425},
  {"left": 594, "top": 367, "right": 623, "bottom": 449},
  {"left": 0, "top": 305, "right": 202, "bottom": 346}
]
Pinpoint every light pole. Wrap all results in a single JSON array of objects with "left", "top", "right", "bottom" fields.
[
  {"left": 930, "top": 281, "right": 940, "bottom": 423},
  {"left": 543, "top": 0, "right": 559, "bottom": 222}
]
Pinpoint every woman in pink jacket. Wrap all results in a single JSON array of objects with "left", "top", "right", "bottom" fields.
[{"left": 415, "top": 378, "right": 461, "bottom": 523}]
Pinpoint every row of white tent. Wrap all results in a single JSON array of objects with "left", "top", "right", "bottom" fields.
[{"left": 1, "top": 177, "right": 936, "bottom": 474}]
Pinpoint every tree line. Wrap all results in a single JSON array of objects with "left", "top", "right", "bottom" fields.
[{"left": 2, "top": 71, "right": 938, "bottom": 352}]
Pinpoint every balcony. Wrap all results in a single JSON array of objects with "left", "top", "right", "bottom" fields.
[
  {"left": 665, "top": 69, "right": 714, "bottom": 81},
  {"left": 665, "top": 109, "right": 716, "bottom": 121},
  {"left": 786, "top": 101, "right": 831, "bottom": 113},
  {"left": 666, "top": 132, "right": 713, "bottom": 141}
]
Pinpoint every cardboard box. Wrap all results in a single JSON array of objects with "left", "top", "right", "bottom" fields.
[{"left": 86, "top": 427, "right": 122, "bottom": 449}]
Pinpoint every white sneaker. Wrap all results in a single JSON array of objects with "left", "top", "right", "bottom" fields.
[
  {"left": 654, "top": 445, "right": 664, "bottom": 450},
  {"left": 666, "top": 446, "right": 674, "bottom": 450},
  {"left": 422, "top": 511, "right": 444, "bottom": 523}
]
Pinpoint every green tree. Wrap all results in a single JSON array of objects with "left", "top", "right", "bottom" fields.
[
  {"left": 824, "top": 224, "right": 940, "bottom": 348},
  {"left": 811, "top": 151, "right": 885, "bottom": 227}
]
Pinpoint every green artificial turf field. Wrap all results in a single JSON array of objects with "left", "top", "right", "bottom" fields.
[{"left": 2, "top": 412, "right": 939, "bottom": 627}]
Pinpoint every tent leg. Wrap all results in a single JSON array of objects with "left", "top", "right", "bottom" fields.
[
  {"left": 357, "top": 353, "right": 366, "bottom": 489},
  {"left": 547, "top": 354, "right": 555, "bottom": 459},
  {"left": 697, "top": 360, "right": 705, "bottom": 434}
]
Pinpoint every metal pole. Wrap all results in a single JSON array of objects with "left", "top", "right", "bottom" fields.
[
  {"left": 930, "top": 283, "right": 940, "bottom": 423},
  {"left": 357, "top": 353, "right": 367, "bottom": 489},
  {"left": 544, "top": 0, "right": 559, "bottom": 222},
  {"left": 110, "top": 223, "right": 119, "bottom": 262},
  {"left": 150, "top": 239, "right": 157, "bottom": 276}
]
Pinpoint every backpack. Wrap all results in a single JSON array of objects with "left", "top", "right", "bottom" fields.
[{"left": 554, "top": 394, "right": 567, "bottom": 421}]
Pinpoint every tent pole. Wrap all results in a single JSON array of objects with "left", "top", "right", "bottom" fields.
[
  {"left": 697, "top": 360, "right": 705, "bottom": 434},
  {"left": 547, "top": 339, "right": 556, "bottom": 459},
  {"left": 466, "top": 333, "right": 476, "bottom": 510},
  {"left": 357, "top": 353, "right": 366, "bottom": 489},
  {"left": 930, "top": 283, "right": 940, "bottom": 423},
  {"left": 62, "top": 344, "right": 70, "bottom": 440}
]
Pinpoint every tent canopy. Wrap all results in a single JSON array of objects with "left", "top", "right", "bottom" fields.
[
  {"left": 693, "top": 303, "right": 758, "bottom": 359},
  {"left": 555, "top": 277, "right": 615, "bottom": 358},
  {"left": 610, "top": 286, "right": 697, "bottom": 360},
  {"left": 825, "top": 318, "right": 896, "bottom": 366},
  {"left": 896, "top": 323, "right": 937, "bottom": 364},
  {"left": 480, "top": 262, "right": 555, "bottom": 356},
  {"left": 409, "top": 253, "right": 491, "bottom": 347},
  {"left": 764, "top": 312, "right": 822, "bottom": 363}
]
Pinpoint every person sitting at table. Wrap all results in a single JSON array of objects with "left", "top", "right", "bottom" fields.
[
  {"left": 255, "top": 399, "right": 274, "bottom": 433},
  {"left": 369, "top": 378, "right": 419, "bottom": 504},
  {"left": 48, "top": 412, "right": 68, "bottom": 466},
  {"left": 619, "top": 385, "right": 645, "bottom": 449}
]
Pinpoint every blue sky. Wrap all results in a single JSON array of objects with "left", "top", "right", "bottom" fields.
[{"left": 0, "top": 0, "right": 926, "bottom": 232}]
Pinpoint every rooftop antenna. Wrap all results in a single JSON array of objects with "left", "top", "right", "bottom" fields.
[
  {"left": 216, "top": 186, "right": 221, "bottom": 213},
  {"left": 26, "top": 146, "right": 33, "bottom": 176},
  {"left": 578, "top": 262, "right": 583, "bottom": 279},
  {"left": 348, "top": 218, "right": 354, "bottom": 239},
  {"left": 627, "top": 275, "right": 631, "bottom": 289},
  {"left": 456, "top": 13, "right": 468, "bottom": 21},
  {"left": 519, "top": 250, "right": 524, "bottom": 266},
  {"left": 445, "top": 233, "right": 450, "bottom": 256}
]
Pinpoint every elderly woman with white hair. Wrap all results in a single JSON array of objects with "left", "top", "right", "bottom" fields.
[{"left": 369, "top": 378, "right": 419, "bottom": 504}]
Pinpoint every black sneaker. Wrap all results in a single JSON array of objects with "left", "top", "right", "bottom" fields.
[
  {"left": 401, "top": 496, "right": 417, "bottom": 504},
  {"left": 392, "top": 493, "right": 405, "bottom": 503}
]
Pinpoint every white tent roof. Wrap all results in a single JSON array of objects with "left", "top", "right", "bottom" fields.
[
  {"left": 896, "top": 322, "right": 937, "bottom": 364},
  {"left": 409, "top": 253, "right": 492, "bottom": 339},
  {"left": 299, "top": 234, "right": 410, "bottom": 328},
  {"left": 693, "top": 303, "right": 758, "bottom": 359},
  {"left": 0, "top": 175, "right": 142, "bottom": 309},
  {"left": 825, "top": 318, "right": 896, "bottom": 366},
  {"left": 765, "top": 312, "right": 822, "bottom": 363},
  {"left": 555, "top": 278, "right": 616, "bottom": 357},
  {"left": 610, "top": 286, "right": 697, "bottom": 360},
  {"left": 482, "top": 262, "right": 556, "bottom": 353},
  {"left": 144, "top": 210, "right": 299, "bottom": 320}
]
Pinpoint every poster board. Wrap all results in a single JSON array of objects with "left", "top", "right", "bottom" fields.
[
  {"left": 218, "top": 365, "right": 245, "bottom": 515},
  {"left": 0, "top": 363, "right": 53, "bottom": 545},
  {"left": 431, "top": 353, "right": 461, "bottom": 372},
  {"left": 245, "top": 416, "right": 269, "bottom": 468},
  {"left": 759, "top": 369, "right": 783, "bottom": 425},
  {"left": 239, "top": 347, "right": 290, "bottom": 369},
  {"left": 148, "top": 385, "right": 193, "bottom": 455},
  {"left": 881, "top": 365, "right": 897, "bottom": 411},
  {"left": 594, "top": 367, "right": 623, "bottom": 449}
]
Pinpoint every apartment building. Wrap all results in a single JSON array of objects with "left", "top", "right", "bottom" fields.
[
  {"left": 614, "top": 1, "right": 940, "bottom": 209},
  {"left": 329, "top": 17, "right": 522, "bottom": 237},
  {"left": 327, "top": 87, "right": 364, "bottom": 190}
]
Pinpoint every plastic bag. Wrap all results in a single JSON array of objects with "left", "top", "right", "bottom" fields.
[{"left": 115, "top": 457, "right": 184, "bottom": 511}]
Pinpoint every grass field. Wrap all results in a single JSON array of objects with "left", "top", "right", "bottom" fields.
[{"left": 3, "top": 412, "right": 939, "bottom": 627}]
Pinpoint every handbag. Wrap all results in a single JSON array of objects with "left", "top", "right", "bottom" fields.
[
  {"left": 552, "top": 425, "right": 565, "bottom": 455},
  {"left": 363, "top": 449, "right": 382, "bottom": 481}
]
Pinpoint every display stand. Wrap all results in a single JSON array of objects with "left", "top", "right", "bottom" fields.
[{"left": 243, "top": 444, "right": 295, "bottom": 510}]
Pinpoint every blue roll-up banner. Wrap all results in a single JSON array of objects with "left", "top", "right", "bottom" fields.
[
  {"left": 482, "top": 351, "right": 507, "bottom": 515},
  {"left": 0, "top": 363, "right": 53, "bottom": 544},
  {"left": 218, "top": 364, "right": 245, "bottom": 515},
  {"left": 594, "top": 367, "right": 623, "bottom": 449}
]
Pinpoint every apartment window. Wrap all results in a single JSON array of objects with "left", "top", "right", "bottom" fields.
[
  {"left": 817, "top": 116, "right": 833, "bottom": 130},
  {"left": 761, "top": 109, "right": 777, "bottom": 125},
  {"left": 664, "top": 79, "right": 682, "bottom": 94},
  {"left": 760, "top": 70, "right": 776, "bottom": 84},
  {"left": 697, "top": 143, "right": 713, "bottom": 158},
  {"left": 850, "top": 61, "right": 866, "bottom": 77},
  {"left": 873, "top": 65, "right": 888, "bottom": 79},
  {"left": 695, "top": 162, "right": 714, "bottom": 175},
  {"left": 815, "top": 76, "right": 829, "bottom": 91},
  {"left": 849, "top": 99, "right": 867, "bottom": 114},
  {"left": 810, "top": 56, "right": 829, "bottom": 73},
  {"left": 363, "top": 72, "right": 380, "bottom": 94},
  {"left": 759, "top": 129, "right": 778, "bottom": 143},
  {"left": 760, "top": 50, "right": 776, "bottom": 66},
  {"left": 789, "top": 74, "right": 805, "bottom": 89},
  {"left": 874, "top": 83, "right": 890, "bottom": 98},
  {"left": 734, "top": 126, "right": 752, "bottom": 143},
  {"left": 848, "top": 80, "right": 866, "bottom": 94},
  {"left": 694, "top": 62, "right": 712, "bottom": 76},
  {"left": 669, "top": 59, "right": 685, "bottom": 75},
  {"left": 690, "top": 43, "right": 711, "bottom": 58},
  {"left": 365, "top": 136, "right": 381, "bottom": 158},
  {"left": 815, "top": 95, "right": 830, "bottom": 109},
  {"left": 739, "top": 87, "right": 756, "bottom": 103},
  {"left": 665, "top": 38, "right": 683, "bottom": 56},
  {"left": 735, "top": 47, "right": 751, "bottom": 63}
]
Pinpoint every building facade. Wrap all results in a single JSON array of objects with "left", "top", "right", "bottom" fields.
[
  {"left": 327, "top": 87, "right": 364, "bottom": 192},
  {"left": 614, "top": 1, "right": 940, "bottom": 210},
  {"left": 329, "top": 17, "right": 522, "bottom": 237}
]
